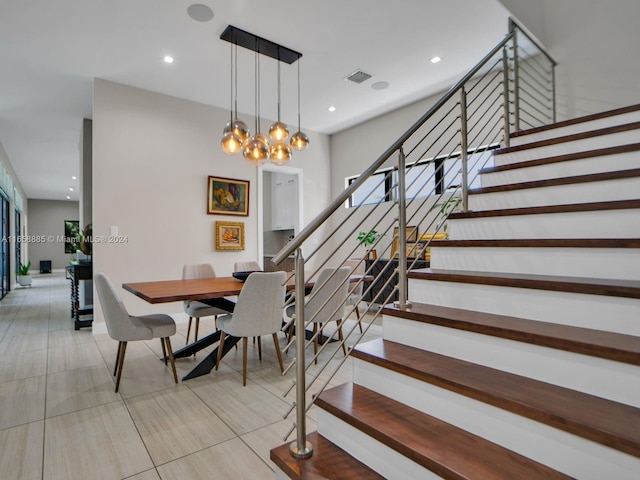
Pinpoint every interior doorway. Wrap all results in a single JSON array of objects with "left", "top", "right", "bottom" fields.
[{"left": 257, "top": 164, "right": 303, "bottom": 271}]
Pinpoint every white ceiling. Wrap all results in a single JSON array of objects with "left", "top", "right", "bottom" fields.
[{"left": 0, "top": 0, "right": 511, "bottom": 201}]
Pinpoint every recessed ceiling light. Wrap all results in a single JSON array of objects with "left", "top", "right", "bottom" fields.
[
  {"left": 371, "top": 81, "right": 389, "bottom": 90},
  {"left": 66, "top": 196, "right": 71, "bottom": 200},
  {"left": 71, "top": 176, "right": 77, "bottom": 180},
  {"left": 430, "top": 56, "right": 441, "bottom": 64},
  {"left": 69, "top": 187, "right": 74, "bottom": 191},
  {"left": 328, "top": 106, "right": 336, "bottom": 112},
  {"left": 163, "top": 55, "right": 174, "bottom": 64},
  {"left": 187, "top": 4, "right": 214, "bottom": 22}
]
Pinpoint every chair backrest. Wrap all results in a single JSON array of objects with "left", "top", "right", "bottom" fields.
[
  {"left": 234, "top": 261, "right": 262, "bottom": 272},
  {"left": 182, "top": 263, "right": 217, "bottom": 280},
  {"left": 94, "top": 273, "right": 153, "bottom": 342},
  {"left": 221, "top": 271, "right": 286, "bottom": 337},
  {"left": 306, "top": 267, "right": 351, "bottom": 324}
]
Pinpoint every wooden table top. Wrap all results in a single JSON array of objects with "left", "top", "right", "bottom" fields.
[{"left": 123, "top": 274, "right": 371, "bottom": 304}]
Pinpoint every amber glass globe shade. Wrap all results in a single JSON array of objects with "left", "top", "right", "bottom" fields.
[
  {"left": 270, "top": 141, "right": 292, "bottom": 165},
  {"left": 290, "top": 131, "right": 310, "bottom": 151},
  {"left": 242, "top": 135, "right": 269, "bottom": 166},
  {"left": 221, "top": 131, "right": 243, "bottom": 155},
  {"left": 269, "top": 121, "right": 289, "bottom": 142}
]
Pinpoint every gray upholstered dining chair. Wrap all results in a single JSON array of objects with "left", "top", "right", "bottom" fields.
[
  {"left": 94, "top": 273, "right": 178, "bottom": 392},
  {"left": 344, "top": 259, "right": 365, "bottom": 333},
  {"left": 233, "top": 261, "right": 262, "bottom": 272},
  {"left": 215, "top": 271, "right": 286, "bottom": 386},
  {"left": 182, "top": 264, "right": 229, "bottom": 344},
  {"left": 286, "top": 267, "right": 352, "bottom": 364}
]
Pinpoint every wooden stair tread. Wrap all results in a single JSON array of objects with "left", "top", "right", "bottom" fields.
[
  {"left": 428, "top": 238, "right": 640, "bottom": 248},
  {"left": 511, "top": 104, "right": 640, "bottom": 138},
  {"left": 449, "top": 198, "right": 640, "bottom": 219},
  {"left": 469, "top": 168, "right": 640, "bottom": 195},
  {"left": 496, "top": 121, "right": 640, "bottom": 154},
  {"left": 316, "top": 383, "right": 573, "bottom": 480},
  {"left": 408, "top": 268, "right": 640, "bottom": 299},
  {"left": 480, "top": 143, "right": 640, "bottom": 174},
  {"left": 352, "top": 338, "right": 640, "bottom": 458},
  {"left": 270, "top": 431, "right": 385, "bottom": 480},
  {"left": 381, "top": 302, "right": 640, "bottom": 365}
]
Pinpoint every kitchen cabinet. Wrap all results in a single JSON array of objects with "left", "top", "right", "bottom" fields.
[{"left": 271, "top": 173, "right": 297, "bottom": 231}]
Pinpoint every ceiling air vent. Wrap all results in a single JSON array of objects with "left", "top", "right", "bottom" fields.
[{"left": 344, "top": 69, "right": 373, "bottom": 84}]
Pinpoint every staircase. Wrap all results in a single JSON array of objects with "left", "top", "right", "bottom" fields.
[{"left": 271, "top": 105, "right": 640, "bottom": 479}]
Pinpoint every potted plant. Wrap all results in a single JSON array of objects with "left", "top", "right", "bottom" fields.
[
  {"left": 357, "top": 230, "right": 382, "bottom": 260},
  {"left": 17, "top": 261, "right": 32, "bottom": 287}
]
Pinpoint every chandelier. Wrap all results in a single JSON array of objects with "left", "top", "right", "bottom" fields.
[{"left": 220, "top": 25, "right": 309, "bottom": 166}]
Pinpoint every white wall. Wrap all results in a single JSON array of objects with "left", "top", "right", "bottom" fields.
[
  {"left": 500, "top": 0, "right": 640, "bottom": 119},
  {"left": 92, "top": 79, "right": 331, "bottom": 325},
  {"left": 27, "top": 199, "right": 79, "bottom": 271}
]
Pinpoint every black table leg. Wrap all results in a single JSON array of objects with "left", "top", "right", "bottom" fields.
[
  {"left": 172, "top": 331, "right": 221, "bottom": 359},
  {"left": 181, "top": 335, "right": 240, "bottom": 380}
]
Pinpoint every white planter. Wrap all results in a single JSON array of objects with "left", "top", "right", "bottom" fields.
[{"left": 17, "top": 275, "right": 32, "bottom": 287}]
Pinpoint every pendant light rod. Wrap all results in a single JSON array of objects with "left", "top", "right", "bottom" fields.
[
  {"left": 233, "top": 43, "right": 239, "bottom": 117},
  {"left": 220, "top": 25, "right": 302, "bottom": 65}
]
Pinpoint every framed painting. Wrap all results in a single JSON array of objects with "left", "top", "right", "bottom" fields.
[
  {"left": 215, "top": 221, "right": 245, "bottom": 251},
  {"left": 208, "top": 176, "right": 249, "bottom": 216}
]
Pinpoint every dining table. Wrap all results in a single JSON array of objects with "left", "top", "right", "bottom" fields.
[{"left": 122, "top": 273, "right": 370, "bottom": 380}]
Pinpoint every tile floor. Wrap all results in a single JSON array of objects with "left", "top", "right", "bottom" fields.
[{"left": 0, "top": 272, "right": 382, "bottom": 480}]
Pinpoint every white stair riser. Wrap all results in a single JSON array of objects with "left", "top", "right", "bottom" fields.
[
  {"left": 383, "top": 317, "right": 640, "bottom": 407},
  {"left": 317, "top": 410, "right": 443, "bottom": 480},
  {"left": 480, "top": 150, "right": 640, "bottom": 187},
  {"left": 495, "top": 129, "right": 640, "bottom": 166},
  {"left": 430, "top": 247, "right": 640, "bottom": 280},
  {"left": 448, "top": 209, "right": 640, "bottom": 239},
  {"left": 353, "top": 359, "right": 640, "bottom": 480},
  {"left": 469, "top": 176, "right": 640, "bottom": 211},
  {"left": 510, "top": 110, "right": 640, "bottom": 146},
  {"left": 407, "top": 279, "right": 640, "bottom": 336}
]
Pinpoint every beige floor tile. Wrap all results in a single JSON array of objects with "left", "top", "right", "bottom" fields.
[
  {"left": 240, "top": 416, "right": 318, "bottom": 471},
  {"left": 0, "top": 331, "right": 48, "bottom": 354},
  {"left": 46, "top": 364, "right": 121, "bottom": 418},
  {"left": 47, "top": 329, "right": 95, "bottom": 349},
  {"left": 96, "top": 338, "right": 156, "bottom": 370},
  {"left": 190, "top": 372, "right": 290, "bottom": 435},
  {"left": 0, "top": 376, "right": 46, "bottom": 430},
  {"left": 125, "top": 469, "right": 161, "bottom": 480},
  {"left": 115, "top": 355, "right": 181, "bottom": 399},
  {"left": 0, "top": 420, "right": 44, "bottom": 480},
  {"left": 157, "top": 437, "right": 273, "bottom": 480},
  {"left": 47, "top": 341, "right": 104, "bottom": 374},
  {"left": 43, "top": 401, "right": 153, "bottom": 480},
  {"left": 125, "top": 385, "right": 235, "bottom": 465},
  {"left": 0, "top": 348, "right": 47, "bottom": 383}
]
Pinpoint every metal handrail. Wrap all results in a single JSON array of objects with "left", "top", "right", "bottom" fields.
[{"left": 280, "top": 17, "right": 557, "bottom": 458}]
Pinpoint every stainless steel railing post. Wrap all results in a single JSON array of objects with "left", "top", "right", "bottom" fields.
[
  {"left": 394, "top": 147, "right": 412, "bottom": 309},
  {"left": 289, "top": 248, "right": 312, "bottom": 458},
  {"left": 460, "top": 87, "right": 469, "bottom": 212},
  {"left": 552, "top": 63, "right": 557, "bottom": 123},
  {"left": 510, "top": 20, "right": 521, "bottom": 132},
  {"left": 502, "top": 46, "right": 511, "bottom": 147}
]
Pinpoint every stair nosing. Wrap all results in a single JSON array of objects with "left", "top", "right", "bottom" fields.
[
  {"left": 407, "top": 268, "right": 640, "bottom": 299},
  {"left": 495, "top": 121, "right": 640, "bottom": 155},
  {"left": 469, "top": 168, "right": 640, "bottom": 195},
  {"left": 351, "top": 338, "right": 640, "bottom": 458},
  {"left": 479, "top": 143, "right": 640, "bottom": 175},
  {"left": 511, "top": 104, "right": 640, "bottom": 138},
  {"left": 317, "top": 383, "right": 574, "bottom": 480},
  {"left": 381, "top": 302, "right": 640, "bottom": 365},
  {"left": 427, "top": 238, "right": 640, "bottom": 248},
  {"left": 448, "top": 198, "right": 640, "bottom": 219}
]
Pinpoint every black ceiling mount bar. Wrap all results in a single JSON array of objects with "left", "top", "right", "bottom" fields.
[{"left": 220, "top": 25, "right": 302, "bottom": 64}]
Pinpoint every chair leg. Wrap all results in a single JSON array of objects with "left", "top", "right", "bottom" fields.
[
  {"left": 160, "top": 337, "right": 167, "bottom": 365},
  {"left": 313, "top": 323, "right": 318, "bottom": 365},
  {"left": 164, "top": 337, "right": 179, "bottom": 384},
  {"left": 355, "top": 305, "right": 363, "bottom": 333},
  {"left": 337, "top": 319, "right": 347, "bottom": 356},
  {"left": 115, "top": 341, "right": 127, "bottom": 393},
  {"left": 216, "top": 331, "right": 226, "bottom": 371},
  {"left": 257, "top": 336, "right": 262, "bottom": 361},
  {"left": 114, "top": 341, "right": 122, "bottom": 376},
  {"left": 273, "top": 333, "right": 284, "bottom": 373},
  {"left": 242, "top": 337, "right": 248, "bottom": 386},
  {"left": 186, "top": 317, "right": 193, "bottom": 344}
]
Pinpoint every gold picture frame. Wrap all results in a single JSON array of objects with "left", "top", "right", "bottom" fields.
[
  {"left": 418, "top": 232, "right": 448, "bottom": 261},
  {"left": 215, "top": 221, "right": 245, "bottom": 251},
  {"left": 390, "top": 225, "right": 419, "bottom": 258},
  {"left": 208, "top": 176, "right": 249, "bottom": 216}
]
